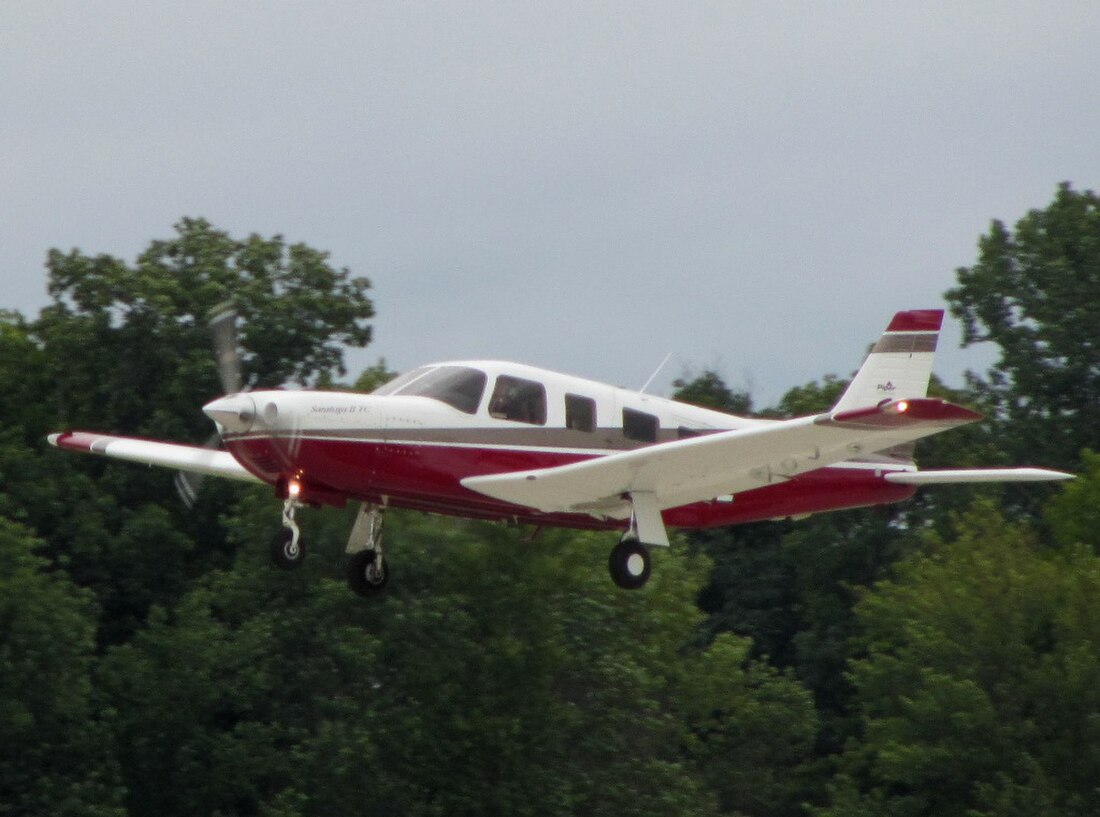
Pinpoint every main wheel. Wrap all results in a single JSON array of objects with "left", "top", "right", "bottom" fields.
[
  {"left": 608, "top": 539, "right": 651, "bottom": 590},
  {"left": 271, "top": 528, "right": 306, "bottom": 570},
  {"left": 347, "top": 549, "right": 389, "bottom": 597}
]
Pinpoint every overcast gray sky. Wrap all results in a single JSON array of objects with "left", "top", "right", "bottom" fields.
[{"left": 3, "top": 2, "right": 1098, "bottom": 407}]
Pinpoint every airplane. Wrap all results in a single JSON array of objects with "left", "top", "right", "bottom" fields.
[{"left": 48, "top": 308, "right": 1072, "bottom": 596}]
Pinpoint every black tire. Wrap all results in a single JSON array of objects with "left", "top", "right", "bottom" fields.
[
  {"left": 347, "top": 549, "right": 389, "bottom": 597},
  {"left": 270, "top": 528, "right": 306, "bottom": 570},
  {"left": 608, "top": 539, "right": 651, "bottom": 590}
]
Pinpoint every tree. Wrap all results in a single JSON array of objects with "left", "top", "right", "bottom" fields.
[
  {"left": 357, "top": 519, "right": 720, "bottom": 816},
  {"left": 759, "top": 376, "right": 848, "bottom": 419},
  {"left": 23, "top": 219, "right": 375, "bottom": 641},
  {"left": 37, "top": 217, "right": 373, "bottom": 441},
  {"left": 821, "top": 501, "right": 1100, "bottom": 817},
  {"left": 352, "top": 358, "right": 398, "bottom": 392},
  {"left": 946, "top": 182, "right": 1100, "bottom": 473},
  {"left": 0, "top": 517, "right": 124, "bottom": 816},
  {"left": 677, "top": 634, "right": 819, "bottom": 817},
  {"left": 1045, "top": 449, "right": 1100, "bottom": 552},
  {"left": 95, "top": 486, "right": 820, "bottom": 817},
  {"left": 672, "top": 368, "right": 752, "bottom": 415}
]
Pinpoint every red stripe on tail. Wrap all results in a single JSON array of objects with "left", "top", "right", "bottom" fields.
[{"left": 885, "top": 309, "right": 943, "bottom": 333}]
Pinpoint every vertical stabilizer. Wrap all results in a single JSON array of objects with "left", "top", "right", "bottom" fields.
[{"left": 831, "top": 310, "right": 943, "bottom": 414}]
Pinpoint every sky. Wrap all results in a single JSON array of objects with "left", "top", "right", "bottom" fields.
[{"left": 3, "top": 2, "right": 1099, "bottom": 408}]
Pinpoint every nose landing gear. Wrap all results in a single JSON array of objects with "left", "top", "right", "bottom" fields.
[{"left": 270, "top": 497, "right": 306, "bottom": 570}]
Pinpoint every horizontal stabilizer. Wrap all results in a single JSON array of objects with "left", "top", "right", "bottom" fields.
[
  {"left": 884, "top": 468, "right": 1074, "bottom": 485},
  {"left": 48, "top": 431, "right": 262, "bottom": 484}
]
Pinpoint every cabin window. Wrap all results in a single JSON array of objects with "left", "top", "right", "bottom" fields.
[
  {"left": 395, "top": 366, "right": 487, "bottom": 414},
  {"left": 623, "top": 408, "right": 659, "bottom": 442},
  {"left": 565, "top": 394, "right": 596, "bottom": 432},
  {"left": 489, "top": 375, "right": 547, "bottom": 425}
]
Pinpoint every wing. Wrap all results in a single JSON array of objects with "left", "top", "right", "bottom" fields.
[
  {"left": 48, "top": 431, "right": 262, "bottom": 484},
  {"left": 462, "top": 398, "right": 981, "bottom": 516}
]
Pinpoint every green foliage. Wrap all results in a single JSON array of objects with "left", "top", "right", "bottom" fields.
[
  {"left": 0, "top": 517, "right": 124, "bottom": 816},
  {"left": 946, "top": 182, "right": 1100, "bottom": 473},
  {"left": 17, "top": 219, "right": 374, "bottom": 643},
  {"left": 353, "top": 357, "right": 398, "bottom": 392},
  {"left": 762, "top": 376, "right": 848, "bottom": 419},
  {"left": 821, "top": 501, "right": 1100, "bottom": 817},
  {"left": 672, "top": 369, "right": 752, "bottom": 414},
  {"left": 1045, "top": 449, "right": 1100, "bottom": 550},
  {"left": 693, "top": 507, "right": 914, "bottom": 759},
  {"left": 677, "top": 634, "right": 819, "bottom": 816},
  {"left": 37, "top": 217, "right": 373, "bottom": 440},
  {"left": 86, "top": 501, "right": 824, "bottom": 817}
]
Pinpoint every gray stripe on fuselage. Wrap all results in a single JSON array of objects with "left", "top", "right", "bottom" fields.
[
  {"left": 224, "top": 424, "right": 914, "bottom": 465},
  {"left": 229, "top": 425, "right": 697, "bottom": 451}
]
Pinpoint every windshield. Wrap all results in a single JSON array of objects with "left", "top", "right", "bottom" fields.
[
  {"left": 371, "top": 367, "right": 432, "bottom": 395},
  {"left": 394, "top": 366, "right": 487, "bottom": 414}
]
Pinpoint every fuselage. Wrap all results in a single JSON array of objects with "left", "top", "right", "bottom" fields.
[{"left": 208, "top": 360, "right": 916, "bottom": 531}]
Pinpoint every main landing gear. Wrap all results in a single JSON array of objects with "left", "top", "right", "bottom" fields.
[
  {"left": 344, "top": 503, "right": 389, "bottom": 598},
  {"left": 606, "top": 494, "right": 666, "bottom": 590}
]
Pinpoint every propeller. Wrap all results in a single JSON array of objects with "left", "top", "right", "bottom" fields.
[
  {"left": 173, "top": 303, "right": 246, "bottom": 507},
  {"left": 174, "top": 302, "right": 305, "bottom": 507}
]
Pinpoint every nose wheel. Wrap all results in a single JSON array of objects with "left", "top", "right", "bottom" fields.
[{"left": 270, "top": 498, "right": 306, "bottom": 570}]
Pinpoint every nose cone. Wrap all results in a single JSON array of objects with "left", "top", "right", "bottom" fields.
[{"left": 203, "top": 394, "right": 256, "bottom": 434}]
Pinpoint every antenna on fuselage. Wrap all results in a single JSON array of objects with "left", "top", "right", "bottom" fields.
[{"left": 639, "top": 352, "right": 673, "bottom": 394}]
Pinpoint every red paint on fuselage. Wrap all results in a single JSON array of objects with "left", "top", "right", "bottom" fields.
[{"left": 224, "top": 435, "right": 916, "bottom": 532}]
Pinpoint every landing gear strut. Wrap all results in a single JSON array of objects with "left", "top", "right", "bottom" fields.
[
  {"left": 270, "top": 498, "right": 306, "bottom": 570},
  {"left": 345, "top": 503, "right": 389, "bottom": 597}
]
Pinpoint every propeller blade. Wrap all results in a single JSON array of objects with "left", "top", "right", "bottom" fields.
[
  {"left": 173, "top": 430, "right": 221, "bottom": 508},
  {"left": 209, "top": 302, "right": 242, "bottom": 395},
  {"left": 174, "top": 470, "right": 203, "bottom": 509}
]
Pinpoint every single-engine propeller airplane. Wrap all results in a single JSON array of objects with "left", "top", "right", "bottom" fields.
[{"left": 49, "top": 308, "right": 1071, "bottom": 596}]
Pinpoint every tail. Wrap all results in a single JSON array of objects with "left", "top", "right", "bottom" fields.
[{"left": 831, "top": 309, "right": 943, "bottom": 415}]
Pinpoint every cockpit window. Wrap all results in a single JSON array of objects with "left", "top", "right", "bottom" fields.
[
  {"left": 394, "top": 366, "right": 487, "bottom": 414},
  {"left": 489, "top": 375, "right": 547, "bottom": 425},
  {"left": 371, "top": 366, "right": 432, "bottom": 396}
]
